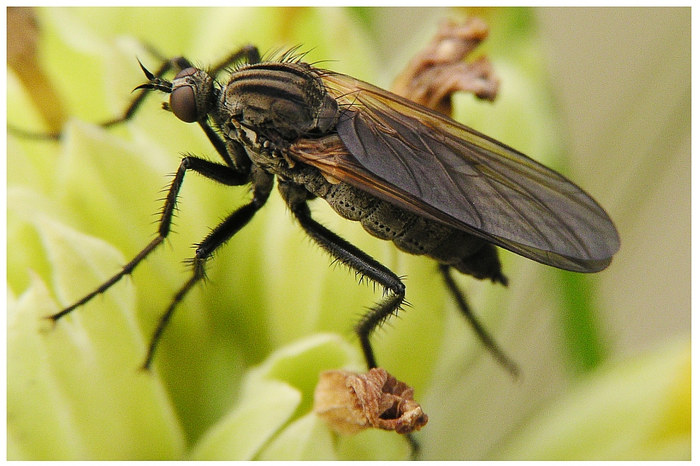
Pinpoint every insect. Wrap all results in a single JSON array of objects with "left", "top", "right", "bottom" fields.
[{"left": 39, "top": 43, "right": 619, "bottom": 375}]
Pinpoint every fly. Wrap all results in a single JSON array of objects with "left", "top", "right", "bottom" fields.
[{"left": 42, "top": 43, "right": 619, "bottom": 375}]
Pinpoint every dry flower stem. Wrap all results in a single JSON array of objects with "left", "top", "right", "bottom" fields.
[{"left": 8, "top": 7, "right": 67, "bottom": 131}]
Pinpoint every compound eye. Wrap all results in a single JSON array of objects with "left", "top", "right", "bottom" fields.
[{"left": 170, "top": 67, "right": 199, "bottom": 122}]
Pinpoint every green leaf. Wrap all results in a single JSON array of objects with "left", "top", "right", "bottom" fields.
[
  {"left": 496, "top": 336, "right": 690, "bottom": 460},
  {"left": 8, "top": 219, "right": 185, "bottom": 460}
]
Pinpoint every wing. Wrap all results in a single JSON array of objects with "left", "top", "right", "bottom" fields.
[{"left": 289, "top": 70, "right": 620, "bottom": 273}]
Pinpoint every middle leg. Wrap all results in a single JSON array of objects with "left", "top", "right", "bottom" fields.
[{"left": 278, "top": 181, "right": 405, "bottom": 369}]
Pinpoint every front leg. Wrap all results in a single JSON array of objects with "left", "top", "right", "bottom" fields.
[
  {"left": 142, "top": 165, "right": 273, "bottom": 368},
  {"left": 278, "top": 181, "right": 406, "bottom": 369}
]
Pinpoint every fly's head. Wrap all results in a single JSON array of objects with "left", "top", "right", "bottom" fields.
[
  {"left": 135, "top": 61, "right": 216, "bottom": 124},
  {"left": 220, "top": 62, "right": 339, "bottom": 143},
  {"left": 169, "top": 67, "right": 216, "bottom": 123}
]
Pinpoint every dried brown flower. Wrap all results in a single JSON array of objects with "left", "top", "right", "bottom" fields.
[
  {"left": 392, "top": 17, "right": 500, "bottom": 115},
  {"left": 313, "top": 367, "right": 428, "bottom": 435}
]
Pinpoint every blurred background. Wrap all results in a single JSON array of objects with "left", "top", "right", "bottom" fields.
[
  {"left": 8, "top": 7, "right": 690, "bottom": 460},
  {"left": 538, "top": 8, "right": 689, "bottom": 357}
]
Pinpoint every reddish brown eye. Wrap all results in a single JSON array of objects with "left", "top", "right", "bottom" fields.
[
  {"left": 170, "top": 85, "right": 198, "bottom": 122},
  {"left": 170, "top": 67, "right": 199, "bottom": 122}
]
